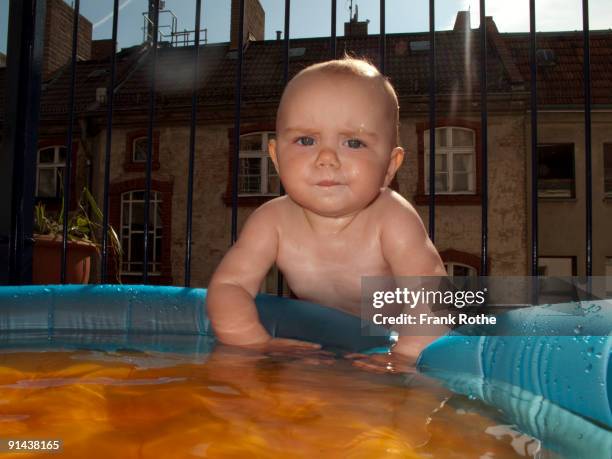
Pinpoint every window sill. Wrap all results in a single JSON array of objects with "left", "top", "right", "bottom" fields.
[
  {"left": 414, "top": 194, "right": 482, "bottom": 206},
  {"left": 222, "top": 193, "right": 280, "bottom": 207}
]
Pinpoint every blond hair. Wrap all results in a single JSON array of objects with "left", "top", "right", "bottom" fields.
[{"left": 287, "top": 55, "right": 400, "bottom": 147}]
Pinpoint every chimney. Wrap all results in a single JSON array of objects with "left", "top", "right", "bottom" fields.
[
  {"left": 453, "top": 10, "right": 471, "bottom": 33},
  {"left": 230, "top": 0, "right": 265, "bottom": 49},
  {"left": 91, "top": 39, "right": 116, "bottom": 60},
  {"left": 43, "top": 0, "right": 92, "bottom": 80},
  {"left": 344, "top": 4, "right": 369, "bottom": 37},
  {"left": 276, "top": 30, "right": 282, "bottom": 41}
]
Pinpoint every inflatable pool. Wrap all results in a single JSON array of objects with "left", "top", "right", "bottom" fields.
[{"left": 0, "top": 284, "right": 610, "bottom": 450}]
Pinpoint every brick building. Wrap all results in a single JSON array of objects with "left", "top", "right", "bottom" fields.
[{"left": 1, "top": 1, "right": 611, "bottom": 287}]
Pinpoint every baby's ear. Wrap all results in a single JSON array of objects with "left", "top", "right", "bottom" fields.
[
  {"left": 384, "top": 146, "right": 405, "bottom": 186},
  {"left": 268, "top": 138, "right": 280, "bottom": 172}
]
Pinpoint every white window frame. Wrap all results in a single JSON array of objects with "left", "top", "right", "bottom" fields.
[
  {"left": 36, "top": 145, "right": 66, "bottom": 198},
  {"left": 424, "top": 127, "right": 476, "bottom": 195},
  {"left": 444, "top": 262, "right": 477, "bottom": 277},
  {"left": 120, "top": 190, "right": 163, "bottom": 276},
  {"left": 238, "top": 131, "right": 279, "bottom": 197},
  {"left": 132, "top": 137, "right": 148, "bottom": 163}
]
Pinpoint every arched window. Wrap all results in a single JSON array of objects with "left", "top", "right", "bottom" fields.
[
  {"left": 120, "top": 190, "right": 163, "bottom": 276},
  {"left": 424, "top": 127, "right": 476, "bottom": 194},
  {"left": 132, "top": 137, "right": 148, "bottom": 163},
  {"left": 36, "top": 146, "right": 66, "bottom": 198},
  {"left": 444, "top": 261, "right": 477, "bottom": 278},
  {"left": 238, "top": 132, "right": 280, "bottom": 196}
]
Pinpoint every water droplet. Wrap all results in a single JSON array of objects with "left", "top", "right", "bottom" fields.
[
  {"left": 43, "top": 287, "right": 51, "bottom": 293},
  {"left": 595, "top": 352, "right": 602, "bottom": 359},
  {"left": 573, "top": 325, "right": 583, "bottom": 335},
  {"left": 585, "top": 364, "right": 592, "bottom": 373},
  {"left": 586, "top": 347, "right": 594, "bottom": 356},
  {"left": 578, "top": 433, "right": 584, "bottom": 440}
]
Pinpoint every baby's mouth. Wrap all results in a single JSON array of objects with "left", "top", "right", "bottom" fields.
[{"left": 316, "top": 180, "right": 342, "bottom": 187}]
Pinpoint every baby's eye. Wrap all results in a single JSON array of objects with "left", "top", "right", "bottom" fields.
[
  {"left": 346, "top": 139, "right": 365, "bottom": 149},
  {"left": 296, "top": 136, "right": 315, "bottom": 146}
]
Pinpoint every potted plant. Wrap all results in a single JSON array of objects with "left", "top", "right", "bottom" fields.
[{"left": 33, "top": 187, "right": 122, "bottom": 284}]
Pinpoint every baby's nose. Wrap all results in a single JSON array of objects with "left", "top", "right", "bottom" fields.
[{"left": 315, "top": 148, "right": 340, "bottom": 168}]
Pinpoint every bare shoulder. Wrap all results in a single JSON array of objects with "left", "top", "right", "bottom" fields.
[
  {"left": 378, "top": 189, "right": 445, "bottom": 275},
  {"left": 241, "top": 196, "right": 290, "bottom": 231},
  {"left": 375, "top": 188, "right": 423, "bottom": 227}
]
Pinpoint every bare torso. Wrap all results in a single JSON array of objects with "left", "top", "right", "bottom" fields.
[{"left": 274, "top": 190, "right": 397, "bottom": 315}]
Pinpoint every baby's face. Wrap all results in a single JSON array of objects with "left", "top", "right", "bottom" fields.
[{"left": 269, "top": 72, "right": 403, "bottom": 218}]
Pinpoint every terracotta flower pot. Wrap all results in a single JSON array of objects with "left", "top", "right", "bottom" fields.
[{"left": 33, "top": 234, "right": 98, "bottom": 284}]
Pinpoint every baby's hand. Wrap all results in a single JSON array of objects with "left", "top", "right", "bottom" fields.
[{"left": 245, "top": 338, "right": 335, "bottom": 365}]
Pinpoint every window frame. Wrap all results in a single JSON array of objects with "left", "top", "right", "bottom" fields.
[
  {"left": 415, "top": 120, "right": 482, "bottom": 206},
  {"left": 423, "top": 127, "right": 476, "bottom": 195},
  {"left": 108, "top": 178, "right": 173, "bottom": 285},
  {"left": 438, "top": 249, "right": 484, "bottom": 275},
  {"left": 444, "top": 261, "right": 478, "bottom": 277},
  {"left": 225, "top": 124, "right": 279, "bottom": 207},
  {"left": 536, "top": 143, "right": 576, "bottom": 199},
  {"left": 119, "top": 190, "right": 163, "bottom": 276},
  {"left": 237, "top": 131, "right": 279, "bottom": 197},
  {"left": 35, "top": 145, "right": 66, "bottom": 199},
  {"left": 124, "top": 130, "right": 160, "bottom": 172}
]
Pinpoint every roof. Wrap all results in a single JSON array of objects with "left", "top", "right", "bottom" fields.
[
  {"left": 1, "top": 23, "right": 611, "bottom": 124},
  {"left": 504, "top": 30, "right": 612, "bottom": 106}
]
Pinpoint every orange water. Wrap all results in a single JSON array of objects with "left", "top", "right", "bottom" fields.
[{"left": 0, "top": 346, "right": 544, "bottom": 458}]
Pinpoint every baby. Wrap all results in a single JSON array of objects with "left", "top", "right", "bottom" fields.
[{"left": 207, "top": 56, "right": 446, "bottom": 363}]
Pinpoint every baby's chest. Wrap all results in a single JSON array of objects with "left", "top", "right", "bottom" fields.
[{"left": 276, "top": 235, "right": 392, "bottom": 300}]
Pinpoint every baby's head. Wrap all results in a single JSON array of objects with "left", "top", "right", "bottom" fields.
[{"left": 269, "top": 56, "right": 404, "bottom": 218}]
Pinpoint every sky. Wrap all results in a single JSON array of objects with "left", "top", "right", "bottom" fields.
[{"left": 0, "top": 0, "right": 611, "bottom": 54}]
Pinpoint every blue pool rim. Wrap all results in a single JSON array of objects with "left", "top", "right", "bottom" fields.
[{"left": 0, "top": 284, "right": 610, "bottom": 429}]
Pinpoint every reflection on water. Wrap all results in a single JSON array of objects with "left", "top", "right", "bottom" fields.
[{"left": 0, "top": 345, "right": 562, "bottom": 458}]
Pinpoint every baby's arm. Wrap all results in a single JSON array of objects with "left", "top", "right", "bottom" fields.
[
  {"left": 207, "top": 203, "right": 279, "bottom": 346},
  {"left": 380, "top": 196, "right": 447, "bottom": 360}
]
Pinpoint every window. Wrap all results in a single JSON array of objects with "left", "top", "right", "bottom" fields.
[
  {"left": 444, "top": 262, "right": 477, "bottom": 277},
  {"left": 424, "top": 127, "right": 476, "bottom": 194},
  {"left": 36, "top": 146, "right": 66, "bottom": 198},
  {"left": 604, "top": 143, "right": 612, "bottom": 198},
  {"left": 132, "top": 137, "right": 148, "bottom": 162},
  {"left": 537, "top": 144, "right": 575, "bottom": 198},
  {"left": 537, "top": 257, "right": 576, "bottom": 276},
  {"left": 238, "top": 132, "right": 280, "bottom": 196},
  {"left": 124, "top": 130, "right": 160, "bottom": 172},
  {"left": 120, "top": 190, "right": 163, "bottom": 276}
]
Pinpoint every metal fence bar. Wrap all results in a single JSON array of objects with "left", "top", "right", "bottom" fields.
[
  {"left": 428, "top": 0, "right": 436, "bottom": 243},
  {"left": 379, "top": 0, "right": 385, "bottom": 74},
  {"left": 101, "top": 0, "right": 120, "bottom": 283},
  {"left": 142, "top": 0, "right": 161, "bottom": 284},
  {"left": 529, "top": 0, "right": 538, "bottom": 276},
  {"left": 60, "top": 0, "right": 80, "bottom": 284},
  {"left": 184, "top": 0, "right": 203, "bottom": 287},
  {"left": 479, "top": 0, "right": 489, "bottom": 275},
  {"left": 230, "top": 0, "right": 245, "bottom": 244},
  {"left": 0, "top": 0, "right": 46, "bottom": 285},
  {"left": 330, "top": 0, "right": 337, "bottom": 58},
  {"left": 277, "top": 0, "right": 291, "bottom": 296},
  {"left": 582, "top": 0, "right": 592, "bottom": 276}
]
